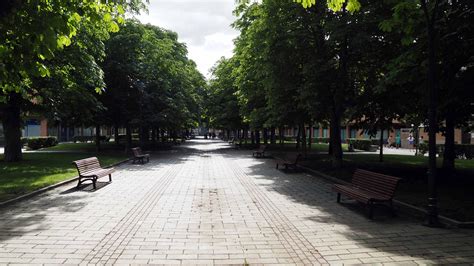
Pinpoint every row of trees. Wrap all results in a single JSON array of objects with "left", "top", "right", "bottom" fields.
[
  {"left": 0, "top": 1, "right": 205, "bottom": 162},
  {"left": 206, "top": 0, "right": 472, "bottom": 168}
]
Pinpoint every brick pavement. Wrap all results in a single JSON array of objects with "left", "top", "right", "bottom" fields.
[{"left": 0, "top": 139, "right": 473, "bottom": 265}]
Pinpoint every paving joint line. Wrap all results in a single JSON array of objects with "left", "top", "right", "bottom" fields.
[
  {"left": 226, "top": 154, "right": 328, "bottom": 264},
  {"left": 82, "top": 158, "right": 182, "bottom": 264}
]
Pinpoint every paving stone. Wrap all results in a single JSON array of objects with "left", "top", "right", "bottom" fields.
[{"left": 0, "top": 140, "right": 473, "bottom": 265}]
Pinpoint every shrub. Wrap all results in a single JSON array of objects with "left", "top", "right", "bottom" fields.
[
  {"left": 73, "top": 136, "right": 94, "bottom": 143},
  {"left": 73, "top": 135, "right": 109, "bottom": 143},
  {"left": 419, "top": 143, "right": 474, "bottom": 159},
  {"left": 25, "top": 137, "right": 58, "bottom": 150},
  {"left": 347, "top": 138, "right": 372, "bottom": 151},
  {"left": 312, "top": 137, "right": 330, "bottom": 143}
]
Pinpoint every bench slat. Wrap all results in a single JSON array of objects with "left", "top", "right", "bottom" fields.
[
  {"left": 73, "top": 157, "right": 114, "bottom": 189},
  {"left": 332, "top": 169, "right": 401, "bottom": 219}
]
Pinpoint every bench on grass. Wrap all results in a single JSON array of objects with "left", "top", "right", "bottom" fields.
[
  {"left": 332, "top": 169, "right": 401, "bottom": 219},
  {"left": 131, "top": 147, "right": 150, "bottom": 164},
  {"left": 276, "top": 153, "right": 302, "bottom": 170},
  {"left": 228, "top": 137, "right": 235, "bottom": 144},
  {"left": 252, "top": 145, "right": 267, "bottom": 158},
  {"left": 73, "top": 157, "right": 114, "bottom": 189}
]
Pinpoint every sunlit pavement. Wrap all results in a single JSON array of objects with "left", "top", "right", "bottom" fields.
[{"left": 0, "top": 139, "right": 473, "bottom": 265}]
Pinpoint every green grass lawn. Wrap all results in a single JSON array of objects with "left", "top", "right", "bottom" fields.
[
  {"left": 297, "top": 153, "right": 474, "bottom": 221},
  {"left": 0, "top": 152, "right": 127, "bottom": 202}
]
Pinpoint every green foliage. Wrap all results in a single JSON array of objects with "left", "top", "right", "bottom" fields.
[
  {"left": 294, "top": 0, "right": 361, "bottom": 12},
  {"left": 101, "top": 20, "right": 205, "bottom": 131},
  {"left": 0, "top": 0, "right": 145, "bottom": 95},
  {"left": 419, "top": 143, "right": 474, "bottom": 160},
  {"left": 24, "top": 137, "right": 58, "bottom": 150},
  {"left": 346, "top": 138, "right": 372, "bottom": 151},
  {"left": 313, "top": 137, "right": 331, "bottom": 144}
]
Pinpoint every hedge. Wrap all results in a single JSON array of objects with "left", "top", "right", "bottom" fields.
[
  {"left": 312, "top": 137, "right": 330, "bottom": 143},
  {"left": 23, "top": 137, "right": 58, "bottom": 150},
  {"left": 72, "top": 135, "right": 109, "bottom": 143},
  {"left": 346, "top": 138, "right": 372, "bottom": 151},
  {"left": 419, "top": 143, "right": 474, "bottom": 159}
]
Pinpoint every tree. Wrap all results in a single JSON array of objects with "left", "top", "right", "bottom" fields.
[
  {"left": 101, "top": 20, "right": 205, "bottom": 149},
  {"left": 0, "top": 0, "right": 146, "bottom": 162},
  {"left": 206, "top": 58, "right": 243, "bottom": 136}
]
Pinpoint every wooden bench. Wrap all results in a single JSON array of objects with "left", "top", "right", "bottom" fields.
[
  {"left": 228, "top": 137, "right": 235, "bottom": 144},
  {"left": 252, "top": 145, "right": 267, "bottom": 158},
  {"left": 276, "top": 153, "right": 302, "bottom": 170},
  {"left": 73, "top": 157, "right": 114, "bottom": 189},
  {"left": 332, "top": 169, "right": 401, "bottom": 219},
  {"left": 132, "top": 147, "right": 150, "bottom": 164}
]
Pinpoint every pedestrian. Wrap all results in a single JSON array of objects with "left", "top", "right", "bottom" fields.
[
  {"left": 419, "top": 135, "right": 424, "bottom": 145},
  {"left": 407, "top": 134, "right": 414, "bottom": 151},
  {"left": 387, "top": 135, "right": 393, "bottom": 148},
  {"left": 395, "top": 134, "right": 401, "bottom": 149}
]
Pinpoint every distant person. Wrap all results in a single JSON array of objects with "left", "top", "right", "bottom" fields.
[
  {"left": 407, "top": 134, "right": 414, "bottom": 151},
  {"left": 419, "top": 136, "right": 424, "bottom": 145},
  {"left": 212, "top": 132, "right": 216, "bottom": 139},
  {"left": 387, "top": 135, "right": 393, "bottom": 148},
  {"left": 395, "top": 134, "right": 401, "bottom": 149}
]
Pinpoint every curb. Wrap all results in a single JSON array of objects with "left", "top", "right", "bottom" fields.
[
  {"left": 0, "top": 158, "right": 131, "bottom": 209},
  {"left": 272, "top": 155, "right": 474, "bottom": 228}
]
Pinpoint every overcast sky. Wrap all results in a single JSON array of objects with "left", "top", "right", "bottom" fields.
[{"left": 137, "top": 0, "right": 239, "bottom": 78}]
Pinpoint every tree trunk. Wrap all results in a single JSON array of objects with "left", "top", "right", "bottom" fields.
[
  {"left": 379, "top": 129, "right": 384, "bottom": 162},
  {"left": 263, "top": 128, "right": 268, "bottom": 144},
  {"left": 255, "top": 130, "right": 260, "bottom": 145},
  {"left": 2, "top": 92, "right": 23, "bottom": 162},
  {"left": 279, "top": 127, "right": 284, "bottom": 145},
  {"left": 152, "top": 128, "right": 157, "bottom": 143},
  {"left": 308, "top": 125, "right": 312, "bottom": 150},
  {"left": 442, "top": 113, "right": 455, "bottom": 171},
  {"left": 95, "top": 124, "right": 101, "bottom": 152},
  {"left": 330, "top": 111, "right": 343, "bottom": 168},
  {"left": 301, "top": 123, "right": 307, "bottom": 156},
  {"left": 296, "top": 126, "right": 301, "bottom": 149},
  {"left": 140, "top": 126, "right": 149, "bottom": 146},
  {"left": 125, "top": 124, "right": 132, "bottom": 153},
  {"left": 114, "top": 125, "right": 119, "bottom": 145},
  {"left": 251, "top": 131, "right": 255, "bottom": 144},
  {"left": 270, "top": 127, "right": 276, "bottom": 144}
]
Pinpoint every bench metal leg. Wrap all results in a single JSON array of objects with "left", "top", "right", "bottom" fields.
[
  {"left": 368, "top": 201, "right": 374, "bottom": 219},
  {"left": 389, "top": 200, "right": 396, "bottom": 217},
  {"left": 92, "top": 178, "right": 97, "bottom": 190},
  {"left": 109, "top": 174, "right": 112, "bottom": 182},
  {"left": 337, "top": 193, "right": 341, "bottom": 203},
  {"left": 276, "top": 164, "right": 279, "bottom": 169}
]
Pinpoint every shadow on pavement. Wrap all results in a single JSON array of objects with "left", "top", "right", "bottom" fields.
[{"left": 221, "top": 149, "right": 474, "bottom": 263}]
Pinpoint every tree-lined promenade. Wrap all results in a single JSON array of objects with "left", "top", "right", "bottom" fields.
[{"left": 0, "top": 0, "right": 473, "bottom": 241}]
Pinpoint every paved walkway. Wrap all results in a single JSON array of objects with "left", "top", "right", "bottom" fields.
[{"left": 0, "top": 140, "right": 473, "bottom": 265}]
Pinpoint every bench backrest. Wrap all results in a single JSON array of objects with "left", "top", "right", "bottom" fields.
[
  {"left": 132, "top": 147, "right": 143, "bottom": 156},
  {"left": 352, "top": 169, "right": 401, "bottom": 198},
  {"left": 287, "top": 153, "right": 302, "bottom": 163},
  {"left": 73, "top": 157, "right": 101, "bottom": 175}
]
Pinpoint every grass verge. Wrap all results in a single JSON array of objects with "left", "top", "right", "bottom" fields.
[
  {"left": 297, "top": 153, "right": 474, "bottom": 221},
  {"left": 0, "top": 152, "right": 127, "bottom": 202}
]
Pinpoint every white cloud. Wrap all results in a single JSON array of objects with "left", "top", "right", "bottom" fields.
[{"left": 136, "top": 0, "right": 239, "bottom": 78}]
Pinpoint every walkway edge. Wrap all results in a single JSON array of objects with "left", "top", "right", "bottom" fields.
[
  {"left": 0, "top": 158, "right": 131, "bottom": 209},
  {"left": 272, "top": 155, "right": 474, "bottom": 228}
]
